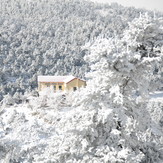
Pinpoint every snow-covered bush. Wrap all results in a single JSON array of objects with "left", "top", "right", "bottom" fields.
[{"left": 2, "top": 94, "right": 15, "bottom": 106}]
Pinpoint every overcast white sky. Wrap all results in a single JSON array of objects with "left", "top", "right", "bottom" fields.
[{"left": 90, "top": 0, "right": 163, "bottom": 12}]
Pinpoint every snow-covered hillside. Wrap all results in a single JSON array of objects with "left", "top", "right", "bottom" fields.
[
  {"left": 0, "top": 0, "right": 162, "bottom": 101},
  {"left": 0, "top": 3, "right": 163, "bottom": 162}
]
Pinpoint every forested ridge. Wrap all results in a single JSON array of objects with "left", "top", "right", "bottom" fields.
[
  {"left": 1, "top": 1, "right": 163, "bottom": 162},
  {"left": 0, "top": 0, "right": 162, "bottom": 100}
]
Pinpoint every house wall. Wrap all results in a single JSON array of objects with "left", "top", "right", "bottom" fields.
[
  {"left": 66, "top": 78, "right": 86, "bottom": 91},
  {"left": 39, "top": 82, "right": 65, "bottom": 92}
]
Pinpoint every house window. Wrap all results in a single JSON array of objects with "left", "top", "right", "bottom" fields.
[
  {"left": 53, "top": 85, "right": 56, "bottom": 91},
  {"left": 73, "top": 87, "right": 77, "bottom": 91},
  {"left": 59, "top": 85, "right": 62, "bottom": 90}
]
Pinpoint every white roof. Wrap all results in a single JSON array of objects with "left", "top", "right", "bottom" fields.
[{"left": 38, "top": 75, "right": 76, "bottom": 83}]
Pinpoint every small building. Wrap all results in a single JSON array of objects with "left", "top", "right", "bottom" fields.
[{"left": 37, "top": 75, "right": 86, "bottom": 92}]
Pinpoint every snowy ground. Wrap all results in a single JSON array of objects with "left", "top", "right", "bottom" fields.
[
  {"left": 0, "top": 92, "right": 163, "bottom": 162},
  {"left": 0, "top": 94, "right": 80, "bottom": 162}
]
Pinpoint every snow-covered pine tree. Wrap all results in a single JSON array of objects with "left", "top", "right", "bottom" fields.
[
  {"left": 85, "top": 14, "right": 163, "bottom": 104},
  {"left": 54, "top": 14, "right": 163, "bottom": 162}
]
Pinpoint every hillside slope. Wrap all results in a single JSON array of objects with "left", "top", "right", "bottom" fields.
[{"left": 0, "top": 0, "right": 161, "bottom": 100}]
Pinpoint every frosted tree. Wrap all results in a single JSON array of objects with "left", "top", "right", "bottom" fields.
[
  {"left": 85, "top": 14, "right": 163, "bottom": 104},
  {"left": 56, "top": 15, "right": 163, "bottom": 162}
]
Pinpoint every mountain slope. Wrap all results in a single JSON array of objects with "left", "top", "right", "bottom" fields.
[{"left": 0, "top": 0, "right": 161, "bottom": 100}]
